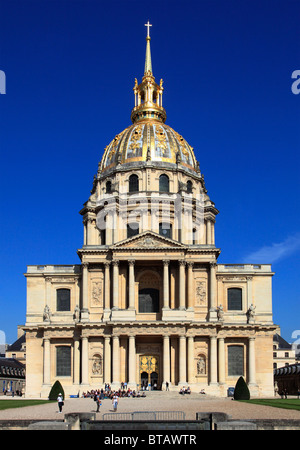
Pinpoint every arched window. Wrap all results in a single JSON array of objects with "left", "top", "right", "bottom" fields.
[
  {"left": 159, "top": 174, "right": 169, "bottom": 193},
  {"left": 56, "top": 289, "right": 70, "bottom": 311},
  {"left": 227, "top": 288, "right": 242, "bottom": 311},
  {"left": 159, "top": 222, "right": 172, "bottom": 239},
  {"left": 106, "top": 180, "right": 112, "bottom": 194},
  {"left": 187, "top": 180, "right": 193, "bottom": 193},
  {"left": 228, "top": 345, "right": 244, "bottom": 376},
  {"left": 56, "top": 346, "right": 71, "bottom": 376},
  {"left": 129, "top": 174, "right": 139, "bottom": 192}
]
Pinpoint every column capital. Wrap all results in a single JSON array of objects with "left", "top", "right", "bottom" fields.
[
  {"left": 104, "top": 261, "right": 111, "bottom": 268},
  {"left": 187, "top": 261, "right": 194, "bottom": 268},
  {"left": 128, "top": 259, "right": 136, "bottom": 266},
  {"left": 163, "top": 259, "right": 170, "bottom": 266},
  {"left": 112, "top": 259, "right": 120, "bottom": 266},
  {"left": 179, "top": 260, "right": 186, "bottom": 266},
  {"left": 82, "top": 262, "right": 89, "bottom": 269}
]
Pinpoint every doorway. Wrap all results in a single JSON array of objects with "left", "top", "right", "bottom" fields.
[{"left": 139, "top": 355, "right": 160, "bottom": 390}]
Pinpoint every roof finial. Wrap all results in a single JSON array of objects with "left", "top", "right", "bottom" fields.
[
  {"left": 144, "top": 21, "right": 152, "bottom": 74},
  {"left": 145, "top": 20, "right": 152, "bottom": 38}
]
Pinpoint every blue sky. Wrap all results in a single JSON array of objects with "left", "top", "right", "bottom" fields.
[{"left": 0, "top": 0, "right": 299, "bottom": 345}]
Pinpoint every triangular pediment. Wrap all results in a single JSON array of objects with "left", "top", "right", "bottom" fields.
[{"left": 112, "top": 231, "right": 186, "bottom": 250}]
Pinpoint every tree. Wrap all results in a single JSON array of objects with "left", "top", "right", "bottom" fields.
[
  {"left": 48, "top": 380, "right": 64, "bottom": 401},
  {"left": 233, "top": 376, "right": 250, "bottom": 400}
]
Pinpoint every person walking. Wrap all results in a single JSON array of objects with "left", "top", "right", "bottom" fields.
[
  {"left": 112, "top": 393, "right": 119, "bottom": 412},
  {"left": 57, "top": 393, "right": 64, "bottom": 413},
  {"left": 96, "top": 392, "right": 102, "bottom": 412}
]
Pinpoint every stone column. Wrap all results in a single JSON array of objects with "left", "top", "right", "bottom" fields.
[
  {"left": 179, "top": 260, "right": 186, "bottom": 310},
  {"left": 73, "top": 337, "right": 80, "bottom": 385},
  {"left": 163, "top": 335, "right": 170, "bottom": 387},
  {"left": 209, "top": 335, "right": 218, "bottom": 385},
  {"left": 86, "top": 218, "right": 92, "bottom": 245},
  {"left": 43, "top": 338, "right": 51, "bottom": 385},
  {"left": 128, "top": 260, "right": 135, "bottom": 310},
  {"left": 163, "top": 260, "right": 170, "bottom": 309},
  {"left": 187, "top": 336, "right": 194, "bottom": 384},
  {"left": 112, "top": 335, "right": 120, "bottom": 386},
  {"left": 211, "top": 221, "right": 215, "bottom": 245},
  {"left": 209, "top": 262, "right": 217, "bottom": 321},
  {"left": 104, "top": 262, "right": 111, "bottom": 310},
  {"left": 112, "top": 260, "right": 119, "bottom": 310},
  {"left": 83, "top": 220, "right": 87, "bottom": 245},
  {"left": 104, "top": 336, "right": 111, "bottom": 384},
  {"left": 218, "top": 337, "right": 225, "bottom": 384},
  {"left": 106, "top": 212, "right": 113, "bottom": 245},
  {"left": 128, "top": 335, "right": 136, "bottom": 387},
  {"left": 187, "top": 262, "right": 194, "bottom": 309},
  {"left": 248, "top": 337, "right": 256, "bottom": 385},
  {"left": 206, "top": 219, "right": 212, "bottom": 245},
  {"left": 81, "top": 337, "right": 89, "bottom": 386},
  {"left": 179, "top": 336, "right": 187, "bottom": 385},
  {"left": 81, "top": 263, "right": 89, "bottom": 321}
]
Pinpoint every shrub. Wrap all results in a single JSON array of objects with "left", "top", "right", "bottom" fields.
[
  {"left": 233, "top": 376, "right": 250, "bottom": 400},
  {"left": 48, "top": 380, "right": 65, "bottom": 401}
]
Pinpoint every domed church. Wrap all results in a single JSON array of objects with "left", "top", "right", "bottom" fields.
[{"left": 24, "top": 23, "right": 276, "bottom": 398}]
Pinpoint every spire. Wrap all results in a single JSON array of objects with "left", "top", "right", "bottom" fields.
[
  {"left": 131, "top": 23, "right": 166, "bottom": 124},
  {"left": 144, "top": 21, "right": 152, "bottom": 75}
]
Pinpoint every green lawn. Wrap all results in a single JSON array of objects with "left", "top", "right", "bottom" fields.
[
  {"left": 239, "top": 398, "right": 300, "bottom": 411},
  {"left": 0, "top": 400, "right": 55, "bottom": 411}
]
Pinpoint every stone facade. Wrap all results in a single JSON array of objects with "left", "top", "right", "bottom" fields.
[{"left": 23, "top": 26, "right": 277, "bottom": 398}]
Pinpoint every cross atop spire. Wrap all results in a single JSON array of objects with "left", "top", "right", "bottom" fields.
[
  {"left": 145, "top": 21, "right": 152, "bottom": 38},
  {"left": 144, "top": 21, "right": 152, "bottom": 75}
]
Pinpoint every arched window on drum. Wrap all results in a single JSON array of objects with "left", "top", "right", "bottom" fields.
[
  {"left": 159, "top": 174, "right": 169, "bottom": 193},
  {"left": 129, "top": 174, "right": 139, "bottom": 193}
]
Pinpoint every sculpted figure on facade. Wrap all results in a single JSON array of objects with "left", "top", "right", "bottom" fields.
[
  {"left": 247, "top": 304, "right": 256, "bottom": 323},
  {"left": 217, "top": 304, "right": 224, "bottom": 321},
  {"left": 43, "top": 305, "right": 51, "bottom": 322}
]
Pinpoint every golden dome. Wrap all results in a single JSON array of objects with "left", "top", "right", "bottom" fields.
[
  {"left": 99, "top": 23, "right": 199, "bottom": 174},
  {"left": 99, "top": 120, "right": 198, "bottom": 172}
]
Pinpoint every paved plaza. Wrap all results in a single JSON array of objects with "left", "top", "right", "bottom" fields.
[{"left": 0, "top": 392, "right": 300, "bottom": 422}]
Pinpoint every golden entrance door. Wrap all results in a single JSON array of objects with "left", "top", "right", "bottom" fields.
[{"left": 139, "top": 355, "right": 159, "bottom": 389}]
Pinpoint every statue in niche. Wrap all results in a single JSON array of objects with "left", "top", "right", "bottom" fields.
[
  {"left": 197, "top": 356, "right": 206, "bottom": 375},
  {"left": 92, "top": 355, "right": 103, "bottom": 375}
]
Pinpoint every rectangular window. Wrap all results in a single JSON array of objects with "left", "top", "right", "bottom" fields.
[
  {"left": 159, "top": 222, "right": 172, "bottom": 239},
  {"left": 57, "top": 289, "right": 70, "bottom": 311},
  {"left": 228, "top": 345, "right": 244, "bottom": 376},
  {"left": 227, "top": 288, "right": 242, "bottom": 310},
  {"left": 127, "top": 223, "right": 139, "bottom": 238},
  {"left": 56, "top": 346, "right": 71, "bottom": 377}
]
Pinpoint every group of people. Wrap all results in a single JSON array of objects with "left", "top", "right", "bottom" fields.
[
  {"left": 179, "top": 386, "right": 191, "bottom": 395},
  {"left": 82, "top": 386, "right": 147, "bottom": 400}
]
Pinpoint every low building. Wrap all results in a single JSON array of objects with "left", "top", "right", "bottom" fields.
[
  {"left": 0, "top": 358, "right": 26, "bottom": 396},
  {"left": 274, "top": 363, "right": 300, "bottom": 396},
  {"left": 5, "top": 329, "right": 26, "bottom": 366},
  {"left": 273, "top": 333, "right": 296, "bottom": 369}
]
